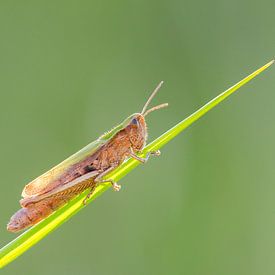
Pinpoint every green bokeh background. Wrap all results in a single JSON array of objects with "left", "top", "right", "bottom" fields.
[{"left": 0, "top": 1, "right": 274, "bottom": 274}]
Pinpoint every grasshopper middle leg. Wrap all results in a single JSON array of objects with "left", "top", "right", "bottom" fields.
[
  {"left": 83, "top": 150, "right": 161, "bottom": 205},
  {"left": 128, "top": 148, "right": 161, "bottom": 163},
  {"left": 94, "top": 166, "right": 121, "bottom": 191},
  {"left": 83, "top": 166, "right": 120, "bottom": 205}
]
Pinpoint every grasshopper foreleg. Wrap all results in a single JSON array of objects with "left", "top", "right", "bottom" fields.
[{"left": 128, "top": 148, "right": 161, "bottom": 163}]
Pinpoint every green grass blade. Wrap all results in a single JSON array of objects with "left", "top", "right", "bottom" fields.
[{"left": 0, "top": 60, "right": 273, "bottom": 268}]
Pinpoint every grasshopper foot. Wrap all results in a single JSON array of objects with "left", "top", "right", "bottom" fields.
[
  {"left": 83, "top": 187, "right": 95, "bottom": 205},
  {"left": 112, "top": 182, "right": 121, "bottom": 191},
  {"left": 83, "top": 195, "right": 90, "bottom": 206},
  {"left": 150, "top": 150, "right": 161, "bottom": 157}
]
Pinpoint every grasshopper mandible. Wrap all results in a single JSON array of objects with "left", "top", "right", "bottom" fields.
[{"left": 7, "top": 82, "right": 168, "bottom": 232}]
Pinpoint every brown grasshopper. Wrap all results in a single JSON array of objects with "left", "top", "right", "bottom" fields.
[{"left": 7, "top": 81, "right": 168, "bottom": 232}]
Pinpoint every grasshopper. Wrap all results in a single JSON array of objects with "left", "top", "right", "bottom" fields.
[{"left": 7, "top": 82, "right": 168, "bottom": 232}]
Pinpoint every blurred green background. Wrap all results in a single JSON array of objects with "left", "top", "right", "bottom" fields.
[{"left": 0, "top": 1, "right": 274, "bottom": 274}]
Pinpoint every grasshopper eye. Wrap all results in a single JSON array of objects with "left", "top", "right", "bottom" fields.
[{"left": 131, "top": 118, "right": 138, "bottom": 125}]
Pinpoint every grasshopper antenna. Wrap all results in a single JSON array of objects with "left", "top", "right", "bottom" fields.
[
  {"left": 143, "top": 103, "right": 168, "bottom": 117},
  {"left": 141, "top": 81, "right": 168, "bottom": 116}
]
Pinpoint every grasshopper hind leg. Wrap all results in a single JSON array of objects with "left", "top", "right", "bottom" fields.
[{"left": 83, "top": 185, "right": 97, "bottom": 205}]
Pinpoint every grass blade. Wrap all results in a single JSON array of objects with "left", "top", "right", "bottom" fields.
[{"left": 0, "top": 60, "right": 273, "bottom": 268}]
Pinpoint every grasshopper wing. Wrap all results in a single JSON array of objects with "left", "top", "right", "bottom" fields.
[
  {"left": 22, "top": 139, "right": 105, "bottom": 198},
  {"left": 22, "top": 121, "right": 125, "bottom": 198},
  {"left": 20, "top": 170, "right": 100, "bottom": 207}
]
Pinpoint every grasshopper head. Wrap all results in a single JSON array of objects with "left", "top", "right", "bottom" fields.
[
  {"left": 121, "top": 113, "right": 146, "bottom": 152},
  {"left": 124, "top": 81, "right": 168, "bottom": 152}
]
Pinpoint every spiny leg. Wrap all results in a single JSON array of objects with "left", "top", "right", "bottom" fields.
[
  {"left": 94, "top": 166, "right": 121, "bottom": 191},
  {"left": 95, "top": 178, "right": 121, "bottom": 191},
  {"left": 128, "top": 148, "right": 161, "bottom": 163},
  {"left": 83, "top": 184, "right": 97, "bottom": 205},
  {"left": 83, "top": 166, "right": 121, "bottom": 205},
  {"left": 83, "top": 149, "right": 161, "bottom": 205}
]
